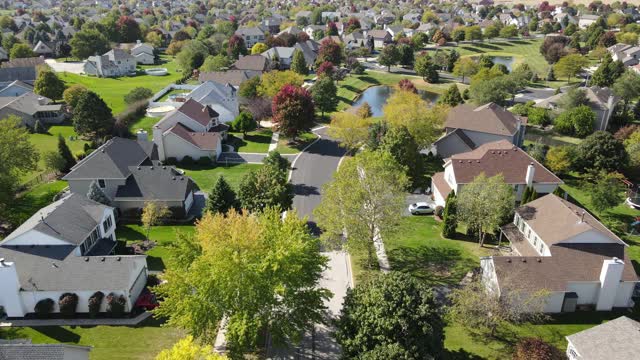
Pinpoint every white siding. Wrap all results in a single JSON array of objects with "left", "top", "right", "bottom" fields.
[
  {"left": 162, "top": 132, "right": 217, "bottom": 161},
  {"left": 543, "top": 292, "right": 566, "bottom": 313},
  {"left": 2, "top": 230, "right": 71, "bottom": 246},
  {"left": 566, "top": 282, "right": 600, "bottom": 305},
  {"left": 614, "top": 281, "right": 636, "bottom": 307}
]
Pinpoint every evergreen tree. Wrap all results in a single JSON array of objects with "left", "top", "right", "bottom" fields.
[
  {"left": 57, "top": 134, "right": 76, "bottom": 173},
  {"left": 87, "top": 180, "right": 111, "bottom": 206},
  {"left": 442, "top": 191, "right": 458, "bottom": 238},
  {"left": 438, "top": 84, "right": 464, "bottom": 106},
  {"left": 33, "top": 120, "right": 45, "bottom": 134},
  {"left": 72, "top": 91, "right": 114, "bottom": 141},
  {"left": 206, "top": 176, "right": 237, "bottom": 214},
  {"left": 521, "top": 186, "right": 531, "bottom": 204},
  {"left": 263, "top": 150, "right": 290, "bottom": 172},
  {"left": 290, "top": 49, "right": 308, "bottom": 75}
]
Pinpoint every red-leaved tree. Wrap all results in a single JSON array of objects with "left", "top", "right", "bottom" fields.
[
  {"left": 117, "top": 16, "right": 142, "bottom": 43},
  {"left": 297, "top": 32, "right": 310, "bottom": 43},
  {"left": 398, "top": 79, "right": 417, "bottom": 93},
  {"left": 227, "top": 34, "right": 247, "bottom": 59},
  {"left": 316, "top": 61, "right": 335, "bottom": 78},
  {"left": 318, "top": 38, "right": 343, "bottom": 65},
  {"left": 272, "top": 85, "right": 315, "bottom": 138}
]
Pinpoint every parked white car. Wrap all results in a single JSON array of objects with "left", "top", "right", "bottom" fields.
[{"left": 408, "top": 202, "right": 435, "bottom": 215}]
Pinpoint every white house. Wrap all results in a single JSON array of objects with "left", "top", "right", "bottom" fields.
[
  {"left": 481, "top": 194, "right": 639, "bottom": 313},
  {"left": 130, "top": 40, "right": 155, "bottom": 65},
  {"left": 578, "top": 14, "right": 600, "bottom": 29},
  {"left": 0, "top": 194, "right": 148, "bottom": 318},
  {"left": 234, "top": 27, "right": 265, "bottom": 49},
  {"left": 431, "top": 140, "right": 562, "bottom": 206},
  {"left": 186, "top": 81, "right": 239, "bottom": 123},
  {"left": 84, "top": 49, "right": 136, "bottom": 77},
  {"left": 152, "top": 98, "right": 228, "bottom": 162},
  {"left": 566, "top": 316, "right": 640, "bottom": 360}
]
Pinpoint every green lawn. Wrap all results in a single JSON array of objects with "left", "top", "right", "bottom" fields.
[
  {"left": 1, "top": 318, "right": 185, "bottom": 360},
  {"left": 129, "top": 116, "right": 158, "bottom": 136},
  {"left": 179, "top": 163, "right": 262, "bottom": 192},
  {"left": 276, "top": 131, "right": 318, "bottom": 154},
  {"left": 525, "top": 127, "right": 583, "bottom": 147},
  {"left": 227, "top": 129, "right": 273, "bottom": 153},
  {"left": 116, "top": 224, "right": 196, "bottom": 271},
  {"left": 24, "top": 125, "right": 88, "bottom": 184},
  {"left": 9, "top": 180, "right": 67, "bottom": 226},
  {"left": 59, "top": 56, "right": 183, "bottom": 115}
]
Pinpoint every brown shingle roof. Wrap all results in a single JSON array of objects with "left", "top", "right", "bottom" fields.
[
  {"left": 169, "top": 123, "right": 221, "bottom": 151},
  {"left": 431, "top": 171, "right": 451, "bottom": 196},
  {"left": 198, "top": 70, "right": 261, "bottom": 87},
  {"left": 515, "top": 194, "right": 625, "bottom": 247},
  {"left": 177, "top": 99, "right": 219, "bottom": 127},
  {"left": 232, "top": 55, "right": 269, "bottom": 72},
  {"left": 445, "top": 102, "right": 521, "bottom": 136},
  {"left": 449, "top": 140, "right": 562, "bottom": 185}
]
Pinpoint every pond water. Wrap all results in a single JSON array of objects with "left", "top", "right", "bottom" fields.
[
  {"left": 490, "top": 56, "right": 515, "bottom": 72},
  {"left": 351, "top": 86, "right": 440, "bottom": 117}
]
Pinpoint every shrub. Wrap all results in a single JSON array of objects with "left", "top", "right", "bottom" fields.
[
  {"left": 513, "top": 337, "right": 564, "bottom": 360},
  {"left": 34, "top": 298, "right": 54, "bottom": 318},
  {"left": 435, "top": 205, "right": 444, "bottom": 217},
  {"left": 147, "top": 274, "right": 161, "bottom": 287},
  {"left": 88, "top": 291, "right": 104, "bottom": 318},
  {"left": 33, "top": 120, "right": 45, "bottom": 134},
  {"left": 124, "top": 87, "right": 153, "bottom": 104},
  {"left": 197, "top": 156, "right": 213, "bottom": 166},
  {"left": 106, "top": 293, "right": 127, "bottom": 317},
  {"left": 180, "top": 156, "right": 194, "bottom": 166},
  {"left": 527, "top": 108, "right": 551, "bottom": 126},
  {"left": 165, "top": 157, "right": 178, "bottom": 165},
  {"left": 58, "top": 293, "right": 79, "bottom": 317}
]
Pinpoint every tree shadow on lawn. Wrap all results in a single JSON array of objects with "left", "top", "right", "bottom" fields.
[
  {"left": 469, "top": 43, "right": 502, "bottom": 51},
  {"left": 340, "top": 84, "right": 361, "bottom": 93},
  {"left": 459, "top": 46, "right": 485, "bottom": 54},
  {"left": 146, "top": 255, "right": 166, "bottom": 272},
  {"left": 508, "top": 40, "right": 532, "bottom": 45},
  {"left": 443, "top": 348, "right": 484, "bottom": 360},
  {"left": 356, "top": 75, "right": 381, "bottom": 85},
  {"left": 32, "top": 326, "right": 81, "bottom": 343},
  {"left": 388, "top": 245, "right": 477, "bottom": 286}
]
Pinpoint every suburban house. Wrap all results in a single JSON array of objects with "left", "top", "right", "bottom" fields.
[
  {"left": 294, "top": 40, "right": 320, "bottom": 67},
  {"left": 130, "top": 40, "right": 155, "bottom": 65},
  {"left": 366, "top": 29, "right": 392, "bottom": 48},
  {"left": 1, "top": 56, "right": 45, "bottom": 69},
  {"left": 0, "top": 194, "right": 148, "bottom": 318},
  {"left": 578, "top": 14, "right": 600, "bottom": 29},
  {"left": 431, "top": 140, "right": 562, "bottom": 206},
  {"left": 152, "top": 98, "right": 228, "bottom": 162},
  {"left": 344, "top": 31, "right": 371, "bottom": 50},
  {"left": 481, "top": 194, "right": 638, "bottom": 313},
  {"left": 84, "top": 49, "right": 136, "bottom": 77},
  {"left": 32, "top": 40, "right": 54, "bottom": 57},
  {"left": 186, "top": 80, "right": 239, "bottom": 123},
  {"left": 535, "top": 86, "right": 618, "bottom": 131},
  {"left": 232, "top": 54, "right": 270, "bottom": 73},
  {"left": 0, "top": 91, "right": 64, "bottom": 127},
  {"left": 0, "top": 67, "right": 37, "bottom": 88},
  {"left": 607, "top": 43, "right": 640, "bottom": 66},
  {"left": 565, "top": 316, "right": 640, "bottom": 359},
  {"left": 261, "top": 47, "right": 295, "bottom": 69},
  {"left": 433, "top": 102, "right": 526, "bottom": 158},
  {"left": 198, "top": 70, "right": 260, "bottom": 88},
  {"left": 234, "top": 27, "right": 265, "bottom": 49},
  {"left": 0, "top": 341, "right": 91, "bottom": 360},
  {"left": 0, "top": 79, "right": 35, "bottom": 97},
  {"left": 62, "top": 137, "right": 197, "bottom": 217}
]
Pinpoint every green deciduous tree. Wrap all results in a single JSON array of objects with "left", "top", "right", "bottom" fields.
[
  {"left": 72, "top": 91, "right": 114, "bottom": 140},
  {"left": 231, "top": 111, "right": 256, "bottom": 135},
  {"left": 328, "top": 112, "right": 370, "bottom": 151},
  {"left": 335, "top": 272, "right": 444, "bottom": 359},
  {"left": 414, "top": 53, "right": 439, "bottom": 83},
  {"left": 438, "top": 84, "right": 464, "bottom": 106},
  {"left": 43, "top": 151, "right": 65, "bottom": 174},
  {"left": 124, "top": 87, "right": 153, "bottom": 104},
  {"left": 380, "top": 125, "right": 423, "bottom": 189},
  {"left": 141, "top": 202, "right": 170, "bottom": 240},
  {"left": 590, "top": 52, "right": 625, "bottom": 87},
  {"left": 613, "top": 71, "right": 640, "bottom": 114},
  {"left": 457, "top": 173, "right": 514, "bottom": 246},
  {"left": 200, "top": 54, "right": 231, "bottom": 72},
  {"left": 0, "top": 116, "right": 38, "bottom": 214},
  {"left": 290, "top": 49, "right": 308, "bottom": 75},
  {"left": 311, "top": 76, "right": 338, "bottom": 117},
  {"left": 9, "top": 43, "right": 35, "bottom": 58},
  {"left": 574, "top": 131, "right": 629, "bottom": 173},
  {"left": 63, "top": 84, "right": 89, "bottom": 108},
  {"left": 553, "top": 105, "right": 595, "bottom": 138},
  {"left": 315, "top": 150, "right": 409, "bottom": 266},
  {"left": 382, "top": 90, "right": 447, "bottom": 148},
  {"left": 176, "top": 40, "right": 209, "bottom": 71},
  {"left": 262, "top": 150, "right": 290, "bottom": 173},
  {"left": 378, "top": 44, "right": 400, "bottom": 72},
  {"left": 206, "top": 176, "right": 237, "bottom": 214},
  {"left": 554, "top": 54, "right": 589, "bottom": 83},
  {"left": 453, "top": 57, "right": 480, "bottom": 83},
  {"left": 237, "top": 165, "right": 293, "bottom": 212},
  {"left": 156, "top": 336, "right": 226, "bottom": 360},
  {"left": 34, "top": 69, "right": 65, "bottom": 100},
  {"left": 154, "top": 209, "right": 329, "bottom": 355},
  {"left": 590, "top": 172, "right": 625, "bottom": 212},
  {"left": 69, "top": 28, "right": 110, "bottom": 59}
]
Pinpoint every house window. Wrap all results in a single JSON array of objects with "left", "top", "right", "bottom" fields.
[
  {"left": 533, "top": 236, "right": 538, "bottom": 246},
  {"left": 98, "top": 179, "right": 106, "bottom": 188},
  {"left": 520, "top": 221, "right": 525, "bottom": 232},
  {"left": 527, "top": 228, "right": 531, "bottom": 239},
  {"left": 539, "top": 243, "right": 545, "bottom": 254},
  {"left": 103, "top": 215, "right": 113, "bottom": 233}
]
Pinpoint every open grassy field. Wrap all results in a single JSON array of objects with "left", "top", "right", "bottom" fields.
[
  {"left": 179, "top": 163, "right": 261, "bottom": 192},
  {"left": 2, "top": 318, "right": 185, "bottom": 360},
  {"left": 59, "top": 56, "right": 183, "bottom": 115}
]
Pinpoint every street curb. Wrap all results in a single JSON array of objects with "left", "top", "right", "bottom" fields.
[{"left": 287, "top": 127, "right": 326, "bottom": 182}]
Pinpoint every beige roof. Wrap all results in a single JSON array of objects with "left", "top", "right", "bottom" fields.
[
  {"left": 448, "top": 140, "right": 562, "bottom": 185},
  {"left": 516, "top": 194, "right": 625, "bottom": 247},
  {"left": 445, "top": 102, "right": 521, "bottom": 136}
]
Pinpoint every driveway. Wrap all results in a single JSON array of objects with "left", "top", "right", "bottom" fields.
[
  {"left": 218, "top": 152, "right": 296, "bottom": 164},
  {"left": 404, "top": 194, "right": 435, "bottom": 216},
  {"left": 269, "top": 127, "right": 349, "bottom": 359},
  {"left": 45, "top": 59, "right": 86, "bottom": 74}
]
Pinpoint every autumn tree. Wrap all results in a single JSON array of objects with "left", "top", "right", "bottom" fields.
[
  {"left": 328, "top": 112, "right": 370, "bottom": 151},
  {"left": 315, "top": 150, "right": 408, "bottom": 267},
  {"left": 154, "top": 209, "right": 329, "bottom": 355},
  {"left": 142, "top": 202, "right": 170, "bottom": 240},
  {"left": 382, "top": 90, "right": 447, "bottom": 148},
  {"left": 251, "top": 42, "right": 268, "bottom": 55},
  {"left": 116, "top": 16, "right": 141, "bottom": 43},
  {"left": 34, "top": 69, "right": 65, "bottom": 100},
  {"left": 227, "top": 34, "right": 247, "bottom": 59},
  {"left": 63, "top": 84, "right": 88, "bottom": 108},
  {"left": 272, "top": 84, "right": 315, "bottom": 138},
  {"left": 457, "top": 173, "right": 514, "bottom": 246},
  {"left": 257, "top": 70, "right": 304, "bottom": 97},
  {"left": 335, "top": 272, "right": 444, "bottom": 359},
  {"left": 453, "top": 57, "right": 480, "bottom": 83},
  {"left": 317, "top": 38, "right": 343, "bottom": 65},
  {"left": 156, "top": 336, "right": 226, "bottom": 360},
  {"left": 357, "top": 102, "right": 373, "bottom": 119},
  {"left": 545, "top": 146, "right": 573, "bottom": 175}
]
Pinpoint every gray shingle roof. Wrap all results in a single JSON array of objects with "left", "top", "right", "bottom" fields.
[
  {"left": 63, "top": 137, "right": 157, "bottom": 180},
  {"left": 566, "top": 316, "right": 640, "bottom": 360},
  {"left": 1, "top": 194, "right": 109, "bottom": 246},
  {"left": 0, "top": 67, "right": 36, "bottom": 83},
  {"left": 114, "top": 165, "right": 194, "bottom": 201},
  {"left": 0, "top": 344, "right": 91, "bottom": 360}
]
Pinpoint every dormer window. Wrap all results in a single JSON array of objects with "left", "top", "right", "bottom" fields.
[
  {"left": 102, "top": 215, "right": 113, "bottom": 233},
  {"left": 98, "top": 179, "right": 106, "bottom": 188}
]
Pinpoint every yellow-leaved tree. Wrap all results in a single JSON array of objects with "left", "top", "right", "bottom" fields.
[
  {"left": 328, "top": 112, "right": 371, "bottom": 151},
  {"left": 156, "top": 336, "right": 226, "bottom": 360}
]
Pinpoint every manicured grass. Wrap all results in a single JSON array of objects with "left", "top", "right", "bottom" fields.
[
  {"left": 179, "top": 163, "right": 262, "bottom": 192},
  {"left": 2, "top": 318, "right": 185, "bottom": 360},
  {"left": 116, "top": 224, "right": 196, "bottom": 271},
  {"left": 524, "top": 127, "right": 583, "bottom": 147},
  {"left": 24, "top": 125, "right": 88, "bottom": 184},
  {"left": 129, "top": 116, "right": 159, "bottom": 136},
  {"left": 10, "top": 180, "right": 67, "bottom": 226},
  {"left": 59, "top": 56, "right": 183, "bottom": 115},
  {"left": 276, "top": 132, "right": 318, "bottom": 154},
  {"left": 383, "top": 216, "right": 494, "bottom": 286},
  {"left": 227, "top": 129, "right": 273, "bottom": 153}
]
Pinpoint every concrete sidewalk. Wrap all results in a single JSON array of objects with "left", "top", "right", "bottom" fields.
[{"left": 1, "top": 311, "right": 152, "bottom": 327}]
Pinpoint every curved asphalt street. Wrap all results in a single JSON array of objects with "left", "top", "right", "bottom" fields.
[{"left": 271, "top": 126, "right": 350, "bottom": 359}]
